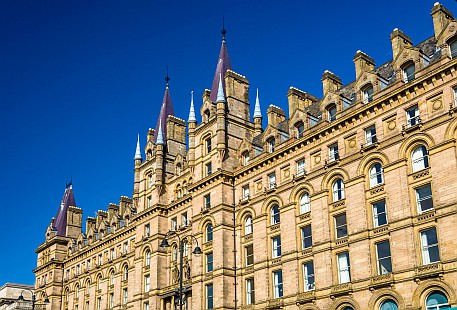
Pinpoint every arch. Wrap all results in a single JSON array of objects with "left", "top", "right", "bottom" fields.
[
  {"left": 329, "top": 296, "right": 361, "bottom": 310},
  {"left": 444, "top": 115, "right": 457, "bottom": 140},
  {"left": 205, "top": 223, "right": 213, "bottom": 242},
  {"left": 368, "top": 288, "right": 405, "bottom": 310},
  {"left": 198, "top": 216, "right": 215, "bottom": 232},
  {"left": 297, "top": 304, "right": 320, "bottom": 310},
  {"left": 121, "top": 263, "right": 129, "bottom": 281},
  {"left": 356, "top": 152, "right": 390, "bottom": 176},
  {"left": 107, "top": 268, "right": 116, "bottom": 286},
  {"left": 361, "top": 82, "right": 374, "bottom": 104},
  {"left": 95, "top": 273, "right": 103, "bottom": 290},
  {"left": 397, "top": 133, "right": 435, "bottom": 159},
  {"left": 289, "top": 183, "right": 315, "bottom": 203},
  {"left": 321, "top": 168, "right": 350, "bottom": 191},
  {"left": 236, "top": 207, "right": 256, "bottom": 225},
  {"left": 261, "top": 195, "right": 283, "bottom": 215},
  {"left": 326, "top": 102, "right": 338, "bottom": 122},
  {"left": 411, "top": 279, "right": 457, "bottom": 308}
]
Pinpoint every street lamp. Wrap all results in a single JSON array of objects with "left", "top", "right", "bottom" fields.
[
  {"left": 17, "top": 289, "right": 50, "bottom": 310},
  {"left": 161, "top": 231, "right": 202, "bottom": 310}
]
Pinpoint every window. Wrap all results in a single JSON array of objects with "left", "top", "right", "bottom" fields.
[
  {"left": 86, "top": 281, "right": 90, "bottom": 294},
  {"left": 416, "top": 184, "right": 434, "bottom": 213},
  {"left": 450, "top": 39, "right": 457, "bottom": 59},
  {"left": 268, "top": 173, "right": 276, "bottom": 189},
  {"left": 206, "top": 284, "right": 214, "bottom": 309},
  {"left": 299, "top": 192, "right": 310, "bottom": 214},
  {"left": 273, "top": 270, "right": 283, "bottom": 298},
  {"left": 75, "top": 285, "right": 80, "bottom": 298},
  {"left": 245, "top": 216, "right": 253, "bottom": 235},
  {"left": 454, "top": 87, "right": 457, "bottom": 107},
  {"left": 97, "top": 297, "right": 101, "bottom": 310},
  {"left": 337, "top": 252, "right": 351, "bottom": 284},
  {"left": 205, "top": 137, "right": 212, "bottom": 154},
  {"left": 303, "top": 261, "right": 315, "bottom": 291},
  {"left": 372, "top": 200, "right": 388, "bottom": 227},
  {"left": 406, "top": 105, "right": 420, "bottom": 127},
  {"left": 296, "top": 121, "right": 305, "bottom": 138},
  {"left": 369, "top": 163, "right": 384, "bottom": 187},
  {"left": 123, "top": 288, "right": 128, "bottom": 304},
  {"left": 380, "top": 299, "right": 398, "bottom": 310},
  {"left": 183, "top": 240, "right": 189, "bottom": 257},
  {"left": 145, "top": 250, "right": 151, "bottom": 266},
  {"left": 204, "top": 194, "right": 211, "bottom": 209},
  {"left": 85, "top": 301, "right": 89, "bottom": 310},
  {"left": 205, "top": 162, "right": 212, "bottom": 176},
  {"left": 172, "top": 245, "right": 178, "bottom": 261},
  {"left": 203, "top": 109, "right": 210, "bottom": 122},
  {"left": 242, "top": 151, "right": 250, "bottom": 166},
  {"left": 421, "top": 228, "right": 440, "bottom": 264},
  {"left": 147, "top": 196, "right": 151, "bottom": 209},
  {"left": 301, "top": 225, "right": 312, "bottom": 249},
  {"left": 426, "top": 291, "right": 449, "bottom": 310},
  {"left": 109, "top": 271, "right": 114, "bottom": 285},
  {"left": 123, "top": 266, "right": 128, "bottom": 281},
  {"left": 328, "top": 104, "right": 337, "bottom": 122},
  {"left": 267, "top": 138, "right": 275, "bottom": 153},
  {"left": 143, "top": 301, "right": 149, "bottom": 310},
  {"left": 412, "top": 145, "right": 429, "bottom": 172},
  {"left": 297, "top": 159, "right": 305, "bottom": 176},
  {"left": 332, "top": 179, "right": 345, "bottom": 202},
  {"left": 272, "top": 236, "right": 282, "bottom": 258},
  {"left": 176, "top": 163, "right": 181, "bottom": 176},
  {"left": 148, "top": 174, "right": 153, "bottom": 188},
  {"left": 145, "top": 224, "right": 150, "bottom": 237},
  {"left": 206, "top": 224, "right": 213, "bottom": 242},
  {"left": 170, "top": 217, "right": 178, "bottom": 231},
  {"left": 242, "top": 185, "right": 250, "bottom": 201},
  {"left": 87, "top": 260, "right": 91, "bottom": 270},
  {"left": 376, "top": 240, "right": 392, "bottom": 275},
  {"left": 123, "top": 242, "right": 128, "bottom": 254},
  {"left": 206, "top": 253, "right": 213, "bottom": 272},
  {"left": 403, "top": 62, "right": 415, "bottom": 83},
  {"left": 271, "top": 205, "right": 280, "bottom": 225},
  {"left": 246, "top": 278, "right": 255, "bottom": 305},
  {"left": 182, "top": 212, "right": 188, "bottom": 227},
  {"left": 109, "top": 293, "right": 114, "bottom": 308},
  {"left": 335, "top": 213, "right": 348, "bottom": 239},
  {"left": 329, "top": 144, "right": 339, "bottom": 162},
  {"left": 365, "top": 126, "right": 377, "bottom": 145},
  {"left": 245, "top": 244, "right": 254, "bottom": 266},
  {"left": 110, "top": 249, "right": 115, "bottom": 260},
  {"left": 97, "top": 276, "right": 102, "bottom": 290},
  {"left": 98, "top": 254, "right": 103, "bottom": 266},
  {"left": 144, "top": 275, "right": 150, "bottom": 292},
  {"left": 362, "top": 84, "right": 374, "bottom": 103}
]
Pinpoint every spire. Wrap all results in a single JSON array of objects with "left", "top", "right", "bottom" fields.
[
  {"left": 156, "top": 118, "right": 164, "bottom": 145},
  {"left": 253, "top": 88, "right": 262, "bottom": 118},
  {"left": 216, "top": 73, "right": 226, "bottom": 102},
  {"left": 53, "top": 183, "right": 76, "bottom": 236},
  {"left": 188, "top": 91, "right": 197, "bottom": 123},
  {"left": 154, "top": 73, "right": 174, "bottom": 144},
  {"left": 134, "top": 134, "right": 142, "bottom": 160},
  {"left": 210, "top": 22, "right": 232, "bottom": 102}
]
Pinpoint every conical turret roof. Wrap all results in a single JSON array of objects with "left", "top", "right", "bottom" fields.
[
  {"left": 53, "top": 183, "right": 76, "bottom": 236},
  {"left": 154, "top": 78, "right": 174, "bottom": 144},
  {"left": 209, "top": 30, "right": 232, "bottom": 103}
]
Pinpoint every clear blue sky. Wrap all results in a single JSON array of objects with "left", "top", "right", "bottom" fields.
[{"left": 0, "top": 0, "right": 455, "bottom": 286}]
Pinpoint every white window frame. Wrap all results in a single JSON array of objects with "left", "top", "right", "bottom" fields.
[
  {"left": 273, "top": 270, "right": 283, "bottom": 298},
  {"left": 268, "top": 173, "right": 276, "bottom": 189},
  {"left": 245, "top": 244, "right": 254, "bottom": 266},
  {"left": 450, "top": 39, "right": 457, "bottom": 59},
  {"left": 335, "top": 213, "right": 348, "bottom": 239},
  {"left": 369, "top": 163, "right": 384, "bottom": 188},
  {"left": 206, "top": 284, "right": 214, "bottom": 309},
  {"left": 271, "top": 205, "right": 280, "bottom": 225},
  {"left": 303, "top": 261, "right": 315, "bottom": 291},
  {"left": 328, "top": 144, "right": 339, "bottom": 162},
  {"left": 416, "top": 184, "right": 434, "bottom": 213},
  {"left": 421, "top": 228, "right": 440, "bottom": 265},
  {"left": 244, "top": 216, "right": 253, "bottom": 235},
  {"left": 123, "top": 288, "right": 128, "bottom": 304},
  {"left": 243, "top": 151, "right": 250, "bottom": 166},
  {"left": 299, "top": 192, "right": 310, "bottom": 214},
  {"left": 144, "top": 275, "right": 150, "bottom": 292},
  {"left": 171, "top": 217, "right": 177, "bottom": 231},
  {"left": 365, "top": 126, "right": 377, "bottom": 146},
  {"left": 246, "top": 278, "right": 255, "bottom": 305},
  {"left": 332, "top": 179, "right": 345, "bottom": 202},
  {"left": 403, "top": 62, "right": 415, "bottom": 83},
  {"left": 204, "top": 194, "right": 211, "bottom": 209},
  {"left": 406, "top": 105, "right": 420, "bottom": 127},
  {"left": 205, "top": 162, "right": 212, "bottom": 176},
  {"left": 337, "top": 252, "right": 351, "bottom": 284},
  {"left": 372, "top": 200, "right": 388, "bottom": 228},
  {"left": 376, "top": 240, "right": 392, "bottom": 275},
  {"left": 328, "top": 105, "right": 337, "bottom": 122},
  {"left": 363, "top": 85, "right": 374, "bottom": 103},
  {"left": 301, "top": 225, "right": 312, "bottom": 249},
  {"left": 268, "top": 138, "right": 275, "bottom": 153},
  {"left": 242, "top": 185, "right": 250, "bottom": 201},
  {"left": 272, "top": 236, "right": 281, "bottom": 258},
  {"left": 297, "top": 159, "right": 305, "bottom": 176},
  {"left": 145, "top": 250, "right": 151, "bottom": 266},
  {"left": 296, "top": 122, "right": 305, "bottom": 138},
  {"left": 206, "top": 253, "right": 213, "bottom": 272},
  {"left": 412, "top": 145, "right": 429, "bottom": 172}
]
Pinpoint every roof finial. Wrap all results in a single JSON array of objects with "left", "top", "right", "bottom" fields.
[
  {"left": 188, "top": 91, "right": 197, "bottom": 123},
  {"left": 165, "top": 66, "right": 170, "bottom": 88},
  {"left": 134, "top": 134, "right": 142, "bottom": 160},
  {"left": 253, "top": 88, "right": 262, "bottom": 118},
  {"left": 216, "top": 72, "right": 226, "bottom": 102},
  {"left": 156, "top": 118, "right": 164, "bottom": 145},
  {"left": 221, "top": 16, "right": 226, "bottom": 41}
]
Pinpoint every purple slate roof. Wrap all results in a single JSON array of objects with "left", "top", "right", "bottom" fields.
[
  {"left": 153, "top": 83, "right": 175, "bottom": 144},
  {"left": 53, "top": 185, "right": 76, "bottom": 236},
  {"left": 209, "top": 38, "right": 232, "bottom": 102}
]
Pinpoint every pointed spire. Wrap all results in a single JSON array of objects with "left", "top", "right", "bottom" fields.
[
  {"left": 156, "top": 118, "right": 164, "bottom": 145},
  {"left": 216, "top": 73, "right": 226, "bottom": 102},
  {"left": 221, "top": 16, "right": 226, "bottom": 42},
  {"left": 154, "top": 72, "right": 174, "bottom": 144},
  {"left": 253, "top": 88, "right": 262, "bottom": 118},
  {"left": 188, "top": 91, "right": 197, "bottom": 123},
  {"left": 134, "top": 134, "right": 142, "bottom": 160},
  {"left": 53, "top": 184, "right": 77, "bottom": 236},
  {"left": 210, "top": 22, "right": 232, "bottom": 102}
]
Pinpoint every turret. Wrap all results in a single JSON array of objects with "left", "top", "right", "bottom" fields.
[
  {"left": 133, "top": 134, "right": 142, "bottom": 200},
  {"left": 187, "top": 91, "right": 197, "bottom": 172},
  {"left": 216, "top": 73, "right": 227, "bottom": 160},
  {"left": 253, "top": 89, "right": 263, "bottom": 134},
  {"left": 155, "top": 118, "right": 165, "bottom": 193},
  {"left": 390, "top": 28, "right": 412, "bottom": 60}
]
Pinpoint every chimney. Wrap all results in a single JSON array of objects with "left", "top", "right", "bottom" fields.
[
  {"left": 390, "top": 28, "right": 412, "bottom": 60},
  {"left": 287, "top": 87, "right": 319, "bottom": 118},
  {"left": 431, "top": 2, "right": 454, "bottom": 40},
  {"left": 266, "top": 105, "right": 286, "bottom": 127},
  {"left": 321, "top": 70, "right": 342, "bottom": 97},
  {"left": 353, "top": 50, "right": 375, "bottom": 80}
]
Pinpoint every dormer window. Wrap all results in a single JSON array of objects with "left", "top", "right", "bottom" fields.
[
  {"left": 327, "top": 104, "right": 337, "bottom": 122},
  {"left": 403, "top": 62, "right": 415, "bottom": 83},
  {"left": 362, "top": 84, "right": 374, "bottom": 103},
  {"left": 450, "top": 39, "right": 457, "bottom": 59},
  {"left": 242, "top": 151, "right": 250, "bottom": 166},
  {"left": 295, "top": 121, "right": 305, "bottom": 138},
  {"left": 267, "top": 138, "right": 275, "bottom": 153},
  {"left": 203, "top": 109, "right": 210, "bottom": 122}
]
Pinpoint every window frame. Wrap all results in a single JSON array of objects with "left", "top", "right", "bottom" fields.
[
  {"left": 411, "top": 145, "right": 429, "bottom": 172},
  {"left": 271, "top": 204, "right": 280, "bottom": 225},
  {"left": 206, "top": 284, "right": 214, "bottom": 309},
  {"left": 337, "top": 252, "right": 351, "bottom": 284},
  {"left": 272, "top": 270, "right": 283, "bottom": 298},
  {"left": 403, "top": 62, "right": 415, "bottom": 83},
  {"left": 421, "top": 227, "right": 440, "bottom": 265},
  {"left": 372, "top": 200, "right": 388, "bottom": 228},
  {"left": 365, "top": 126, "right": 377, "bottom": 146},
  {"left": 206, "top": 223, "right": 213, "bottom": 242},
  {"left": 362, "top": 84, "right": 374, "bottom": 103},
  {"left": 376, "top": 240, "right": 392, "bottom": 275},
  {"left": 245, "top": 244, "right": 254, "bottom": 266},
  {"left": 206, "top": 252, "right": 213, "bottom": 272},
  {"left": 369, "top": 163, "right": 384, "bottom": 188},
  {"left": 271, "top": 235, "right": 282, "bottom": 258},
  {"left": 327, "top": 104, "right": 337, "bottom": 122},
  {"left": 332, "top": 178, "right": 345, "bottom": 202},
  {"left": 244, "top": 216, "right": 253, "bottom": 235},
  {"left": 416, "top": 183, "right": 434, "bottom": 213},
  {"left": 329, "top": 143, "right": 339, "bottom": 162},
  {"left": 303, "top": 261, "right": 315, "bottom": 291},
  {"left": 334, "top": 213, "right": 348, "bottom": 239},
  {"left": 246, "top": 278, "right": 255, "bottom": 305},
  {"left": 268, "top": 173, "right": 276, "bottom": 189},
  {"left": 301, "top": 225, "right": 313, "bottom": 249},
  {"left": 406, "top": 105, "right": 420, "bottom": 127},
  {"left": 267, "top": 138, "right": 275, "bottom": 153},
  {"left": 299, "top": 192, "right": 310, "bottom": 214}
]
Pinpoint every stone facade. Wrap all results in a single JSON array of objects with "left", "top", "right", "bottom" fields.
[
  {"left": 35, "top": 3, "right": 457, "bottom": 310},
  {"left": 0, "top": 283, "right": 36, "bottom": 310}
]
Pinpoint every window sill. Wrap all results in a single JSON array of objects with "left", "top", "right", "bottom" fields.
[
  {"left": 369, "top": 273, "right": 394, "bottom": 290},
  {"left": 296, "top": 290, "right": 315, "bottom": 304},
  {"left": 330, "top": 283, "right": 352, "bottom": 298},
  {"left": 414, "top": 262, "right": 443, "bottom": 281}
]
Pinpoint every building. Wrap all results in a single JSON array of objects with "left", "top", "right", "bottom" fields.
[
  {"left": 34, "top": 3, "right": 457, "bottom": 310},
  {"left": 0, "top": 283, "right": 35, "bottom": 310}
]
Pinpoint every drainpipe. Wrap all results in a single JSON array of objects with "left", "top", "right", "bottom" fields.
[{"left": 232, "top": 177, "right": 238, "bottom": 310}]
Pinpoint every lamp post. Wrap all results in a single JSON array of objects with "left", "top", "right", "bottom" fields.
[
  {"left": 17, "top": 289, "right": 50, "bottom": 310},
  {"left": 161, "top": 231, "right": 202, "bottom": 310}
]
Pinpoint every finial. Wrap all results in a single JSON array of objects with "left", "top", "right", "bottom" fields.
[
  {"left": 188, "top": 91, "right": 197, "bottom": 123},
  {"left": 221, "top": 17, "right": 226, "bottom": 41},
  {"left": 253, "top": 88, "right": 262, "bottom": 118},
  {"left": 216, "top": 72, "right": 226, "bottom": 102},
  {"left": 156, "top": 118, "right": 164, "bottom": 145},
  {"left": 134, "top": 134, "right": 142, "bottom": 160},
  {"left": 165, "top": 66, "right": 170, "bottom": 88}
]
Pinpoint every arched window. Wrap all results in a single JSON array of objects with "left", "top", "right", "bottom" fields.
[
  {"left": 271, "top": 205, "right": 280, "bottom": 225},
  {"left": 403, "top": 62, "right": 415, "bottom": 83},
  {"left": 176, "top": 164, "right": 182, "bottom": 176},
  {"left": 64, "top": 289, "right": 69, "bottom": 302},
  {"left": 86, "top": 280, "right": 90, "bottom": 294},
  {"left": 177, "top": 188, "right": 182, "bottom": 199},
  {"left": 204, "top": 109, "right": 210, "bottom": 122},
  {"left": 369, "top": 163, "right": 384, "bottom": 187},
  {"left": 244, "top": 216, "right": 253, "bottom": 235},
  {"left": 123, "top": 265, "right": 128, "bottom": 281},
  {"left": 332, "top": 179, "right": 345, "bottom": 202},
  {"left": 75, "top": 284, "right": 80, "bottom": 298},
  {"left": 300, "top": 193, "right": 310, "bottom": 214},
  {"left": 426, "top": 291, "right": 449, "bottom": 310},
  {"left": 206, "top": 224, "right": 213, "bottom": 242},
  {"left": 412, "top": 145, "right": 429, "bottom": 172},
  {"left": 172, "top": 245, "right": 178, "bottom": 261},
  {"left": 109, "top": 271, "right": 115, "bottom": 285},
  {"left": 145, "top": 250, "right": 151, "bottom": 266},
  {"left": 327, "top": 104, "right": 337, "bottom": 122},
  {"left": 267, "top": 138, "right": 275, "bottom": 153},
  {"left": 450, "top": 38, "right": 457, "bottom": 59},
  {"left": 362, "top": 84, "right": 374, "bottom": 103},
  {"left": 242, "top": 151, "right": 250, "bottom": 166},
  {"left": 97, "top": 276, "right": 102, "bottom": 290},
  {"left": 183, "top": 240, "right": 189, "bottom": 257},
  {"left": 295, "top": 121, "right": 305, "bottom": 138},
  {"left": 380, "top": 299, "right": 398, "bottom": 310},
  {"left": 342, "top": 307, "right": 354, "bottom": 310},
  {"left": 205, "top": 136, "right": 212, "bottom": 154}
]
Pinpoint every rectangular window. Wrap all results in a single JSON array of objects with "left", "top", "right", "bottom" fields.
[
  {"left": 272, "top": 236, "right": 282, "bottom": 258},
  {"left": 372, "top": 200, "right": 388, "bottom": 227},
  {"left": 182, "top": 212, "right": 188, "bottom": 226},
  {"left": 145, "top": 224, "right": 150, "bottom": 237},
  {"left": 421, "top": 228, "right": 440, "bottom": 264},
  {"left": 206, "top": 284, "right": 214, "bottom": 309},
  {"left": 144, "top": 275, "right": 150, "bottom": 292},
  {"left": 309, "top": 115, "right": 319, "bottom": 126},
  {"left": 85, "top": 301, "right": 89, "bottom": 310},
  {"left": 87, "top": 260, "right": 91, "bottom": 270},
  {"left": 143, "top": 302, "right": 149, "bottom": 310},
  {"left": 206, "top": 253, "right": 213, "bottom": 272},
  {"left": 406, "top": 105, "right": 420, "bottom": 127},
  {"left": 376, "top": 240, "right": 392, "bottom": 275},
  {"left": 273, "top": 270, "right": 283, "bottom": 298},
  {"left": 335, "top": 213, "right": 348, "bottom": 239},
  {"left": 148, "top": 174, "right": 153, "bottom": 188},
  {"left": 337, "top": 252, "right": 351, "bottom": 284},
  {"left": 97, "top": 297, "right": 101, "bottom": 310},
  {"left": 206, "top": 162, "right": 212, "bottom": 176},
  {"left": 206, "top": 137, "right": 212, "bottom": 153},
  {"left": 365, "top": 126, "right": 377, "bottom": 146},
  {"left": 98, "top": 254, "right": 103, "bottom": 266},
  {"left": 329, "top": 144, "right": 339, "bottom": 161},
  {"left": 416, "top": 184, "right": 434, "bottom": 213},
  {"left": 297, "top": 159, "right": 305, "bottom": 176},
  {"left": 268, "top": 173, "right": 276, "bottom": 189},
  {"left": 245, "top": 244, "right": 254, "bottom": 266},
  {"left": 301, "top": 225, "right": 313, "bottom": 249},
  {"left": 110, "top": 249, "right": 115, "bottom": 260},
  {"left": 109, "top": 293, "right": 114, "bottom": 308},
  {"left": 147, "top": 196, "right": 151, "bottom": 209},
  {"left": 123, "top": 288, "right": 128, "bottom": 304},
  {"left": 204, "top": 194, "right": 211, "bottom": 209},
  {"left": 454, "top": 87, "right": 457, "bottom": 106},
  {"left": 403, "top": 63, "right": 415, "bottom": 83},
  {"left": 363, "top": 86, "right": 374, "bottom": 103},
  {"left": 303, "top": 261, "right": 315, "bottom": 291},
  {"left": 171, "top": 217, "right": 177, "bottom": 231},
  {"left": 246, "top": 278, "right": 255, "bottom": 305},
  {"left": 123, "top": 242, "right": 128, "bottom": 254},
  {"left": 242, "top": 185, "right": 250, "bottom": 201}
]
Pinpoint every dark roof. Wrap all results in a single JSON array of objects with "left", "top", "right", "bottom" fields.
[
  {"left": 153, "top": 84, "right": 175, "bottom": 143},
  {"left": 53, "top": 185, "right": 76, "bottom": 236},
  {"left": 209, "top": 39, "right": 232, "bottom": 102}
]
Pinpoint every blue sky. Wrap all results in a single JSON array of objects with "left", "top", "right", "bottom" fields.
[{"left": 0, "top": 0, "right": 455, "bottom": 286}]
